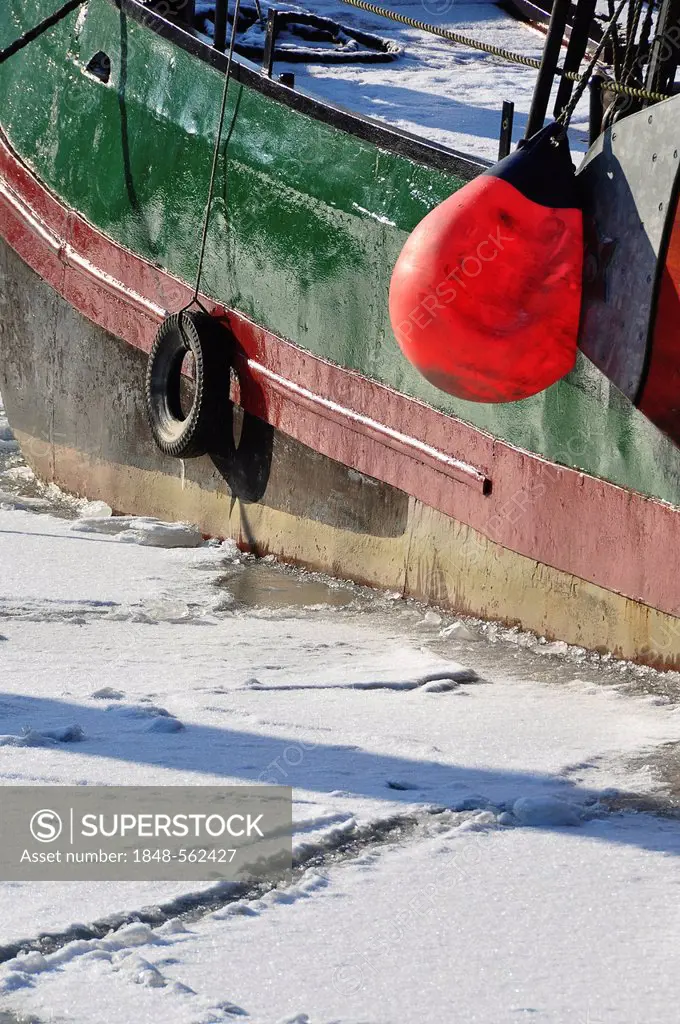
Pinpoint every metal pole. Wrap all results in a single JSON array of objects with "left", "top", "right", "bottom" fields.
[
  {"left": 214, "top": 0, "right": 228, "bottom": 53},
  {"left": 182, "top": 0, "right": 196, "bottom": 27},
  {"left": 588, "top": 72, "right": 605, "bottom": 145},
  {"left": 262, "top": 8, "right": 278, "bottom": 77},
  {"left": 498, "top": 101, "right": 514, "bottom": 159},
  {"left": 644, "top": 0, "right": 680, "bottom": 101},
  {"left": 524, "top": 0, "right": 571, "bottom": 139},
  {"left": 553, "top": 0, "right": 597, "bottom": 119}
]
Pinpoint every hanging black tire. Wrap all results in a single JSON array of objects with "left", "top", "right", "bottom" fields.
[{"left": 145, "top": 311, "right": 228, "bottom": 459}]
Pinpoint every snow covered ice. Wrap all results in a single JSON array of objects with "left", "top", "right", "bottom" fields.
[
  {"left": 3, "top": 390, "right": 680, "bottom": 1023},
  {"left": 191, "top": 0, "right": 591, "bottom": 163}
]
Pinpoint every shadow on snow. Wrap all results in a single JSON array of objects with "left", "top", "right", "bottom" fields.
[{"left": 0, "top": 692, "right": 679, "bottom": 857}]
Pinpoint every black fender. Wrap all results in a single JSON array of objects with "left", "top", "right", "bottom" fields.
[{"left": 145, "top": 310, "right": 228, "bottom": 459}]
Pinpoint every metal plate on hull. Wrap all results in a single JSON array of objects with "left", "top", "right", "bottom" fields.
[
  {"left": 638, "top": 195, "right": 680, "bottom": 443},
  {"left": 576, "top": 96, "right": 680, "bottom": 400}
]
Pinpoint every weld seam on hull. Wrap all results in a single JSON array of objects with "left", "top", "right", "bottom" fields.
[
  {"left": 246, "top": 360, "right": 491, "bottom": 492},
  {"left": 0, "top": 179, "right": 167, "bottom": 321}
]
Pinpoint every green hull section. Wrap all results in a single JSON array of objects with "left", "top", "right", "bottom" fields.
[{"left": 2, "top": 0, "right": 680, "bottom": 506}]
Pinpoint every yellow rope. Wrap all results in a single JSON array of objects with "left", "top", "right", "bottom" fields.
[{"left": 337, "top": 0, "right": 671, "bottom": 104}]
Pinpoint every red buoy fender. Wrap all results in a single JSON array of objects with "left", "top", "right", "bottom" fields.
[{"left": 389, "top": 124, "right": 583, "bottom": 403}]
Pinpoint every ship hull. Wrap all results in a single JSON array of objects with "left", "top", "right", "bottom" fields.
[
  {"left": 3, "top": 234, "right": 680, "bottom": 667},
  {"left": 2, "top": 0, "right": 680, "bottom": 666}
]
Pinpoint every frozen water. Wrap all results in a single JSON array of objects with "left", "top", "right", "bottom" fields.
[
  {"left": 3, "top": 391, "right": 680, "bottom": 1022},
  {"left": 305, "top": 0, "right": 591, "bottom": 161},
  {"left": 72, "top": 516, "right": 203, "bottom": 547},
  {"left": 512, "top": 795, "right": 583, "bottom": 827},
  {"left": 190, "top": 0, "right": 592, "bottom": 162},
  {"left": 440, "top": 620, "right": 478, "bottom": 641}
]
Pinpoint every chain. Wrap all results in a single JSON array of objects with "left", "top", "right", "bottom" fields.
[
  {"left": 558, "top": 0, "right": 629, "bottom": 127},
  {"left": 621, "top": 0, "right": 644, "bottom": 85}
]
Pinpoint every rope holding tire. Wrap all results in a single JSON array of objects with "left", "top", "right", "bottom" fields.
[
  {"left": 145, "top": 311, "right": 229, "bottom": 459},
  {"left": 146, "top": 4, "right": 240, "bottom": 462}
]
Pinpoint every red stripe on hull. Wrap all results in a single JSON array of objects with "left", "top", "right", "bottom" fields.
[{"left": 1, "top": 134, "right": 679, "bottom": 618}]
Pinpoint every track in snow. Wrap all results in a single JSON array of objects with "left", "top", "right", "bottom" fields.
[{"left": 4, "top": 392, "right": 680, "bottom": 1022}]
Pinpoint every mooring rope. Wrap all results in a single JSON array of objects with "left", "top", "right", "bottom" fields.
[
  {"left": 184, "top": 0, "right": 243, "bottom": 313},
  {"left": 0, "top": 0, "right": 87, "bottom": 65},
  {"left": 1, "top": 0, "right": 670, "bottom": 104},
  {"left": 340, "top": 0, "right": 544, "bottom": 68},
  {"left": 336, "top": 0, "right": 671, "bottom": 103}
]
